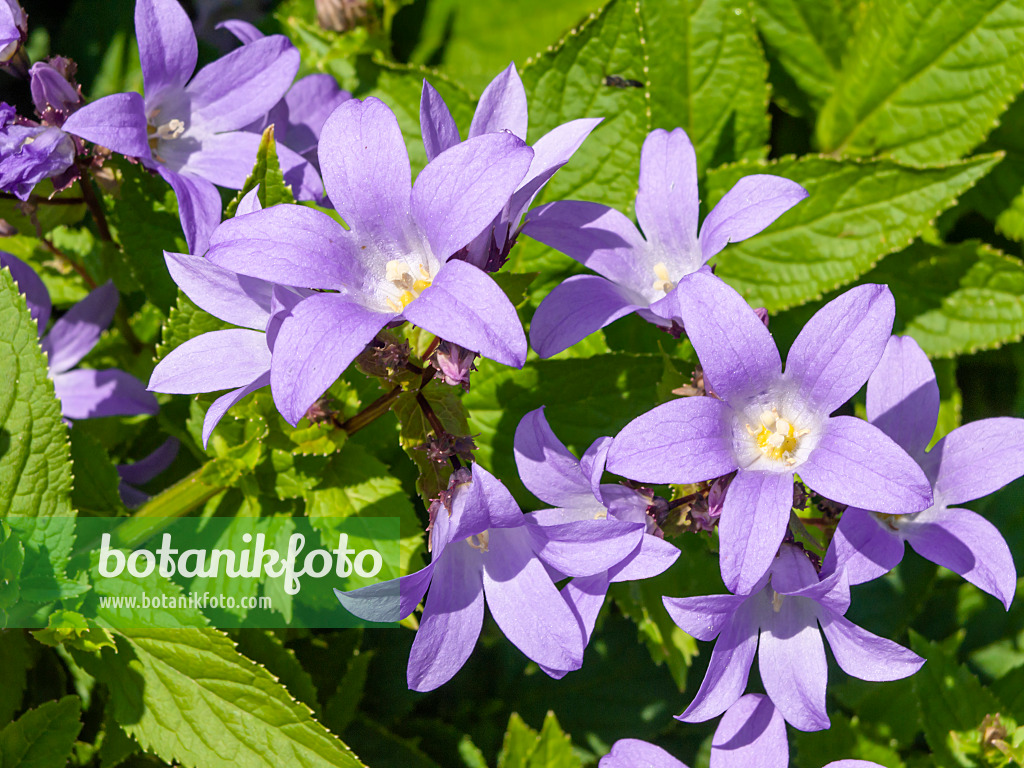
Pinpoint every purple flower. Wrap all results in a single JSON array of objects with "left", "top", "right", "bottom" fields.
[
  {"left": 1, "top": 251, "right": 158, "bottom": 420},
  {"left": 148, "top": 187, "right": 312, "bottom": 445},
  {"left": 204, "top": 96, "right": 535, "bottom": 425},
  {"left": 607, "top": 271, "right": 933, "bottom": 593},
  {"left": 420, "top": 63, "right": 602, "bottom": 272},
  {"left": 664, "top": 544, "right": 923, "bottom": 730},
  {"left": 30, "top": 59, "right": 84, "bottom": 127},
  {"left": 710, "top": 694, "right": 885, "bottom": 768},
  {"left": 0, "top": 106, "right": 76, "bottom": 200},
  {"left": 61, "top": 0, "right": 321, "bottom": 254},
  {"left": 600, "top": 740, "right": 688, "bottom": 768},
  {"left": 218, "top": 18, "right": 352, "bottom": 175},
  {"left": 823, "top": 335, "right": 1022, "bottom": 608},
  {"left": 521, "top": 128, "right": 808, "bottom": 357},
  {"left": 0, "top": 0, "right": 26, "bottom": 67},
  {"left": 337, "top": 463, "right": 641, "bottom": 691},
  {"left": 117, "top": 437, "right": 179, "bottom": 507},
  {"left": 514, "top": 407, "right": 679, "bottom": 644}
]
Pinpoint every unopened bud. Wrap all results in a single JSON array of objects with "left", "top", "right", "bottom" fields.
[
  {"left": 30, "top": 59, "right": 83, "bottom": 127},
  {"left": 315, "top": 0, "right": 369, "bottom": 32},
  {"left": 433, "top": 340, "right": 477, "bottom": 390}
]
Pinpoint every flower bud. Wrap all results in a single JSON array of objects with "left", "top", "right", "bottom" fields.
[
  {"left": 0, "top": 0, "right": 27, "bottom": 75},
  {"left": 433, "top": 340, "right": 477, "bottom": 390},
  {"left": 30, "top": 59, "right": 83, "bottom": 127}
]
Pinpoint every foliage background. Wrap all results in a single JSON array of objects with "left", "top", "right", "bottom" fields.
[{"left": 3, "top": 0, "right": 1024, "bottom": 767}]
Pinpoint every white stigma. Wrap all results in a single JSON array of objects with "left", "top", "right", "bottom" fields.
[
  {"left": 152, "top": 118, "right": 185, "bottom": 141},
  {"left": 651, "top": 261, "right": 675, "bottom": 294}
]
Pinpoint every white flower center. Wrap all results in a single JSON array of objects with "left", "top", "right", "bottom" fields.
[
  {"left": 152, "top": 118, "right": 185, "bottom": 141},
  {"left": 745, "top": 407, "right": 810, "bottom": 465},
  {"left": 382, "top": 259, "right": 433, "bottom": 312}
]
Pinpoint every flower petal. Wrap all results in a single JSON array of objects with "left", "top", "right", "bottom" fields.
[
  {"left": 906, "top": 506, "right": 1016, "bottom": 609},
  {"left": 149, "top": 328, "right": 271, "bottom": 394},
  {"left": 318, "top": 97, "right": 412, "bottom": 239},
  {"left": 719, "top": 470, "right": 795, "bottom": 595},
  {"left": 62, "top": 93, "right": 151, "bottom": 160},
  {"left": 117, "top": 437, "right": 179, "bottom": 486},
  {"left": 420, "top": 80, "right": 461, "bottom": 162},
  {"left": 635, "top": 128, "right": 699, "bottom": 259},
  {"left": 563, "top": 571, "right": 610, "bottom": 645},
  {"left": 866, "top": 335, "right": 939, "bottom": 458},
  {"left": 54, "top": 369, "right": 158, "bottom": 419},
  {"left": 530, "top": 274, "right": 642, "bottom": 358},
  {"left": 41, "top": 281, "right": 117, "bottom": 373},
  {"left": 187, "top": 35, "right": 300, "bottom": 133},
  {"left": 674, "top": 270, "right": 782, "bottom": 401},
  {"left": 513, "top": 406, "right": 594, "bottom": 507},
  {"left": 216, "top": 18, "right": 263, "bottom": 45},
  {"left": 785, "top": 284, "right": 895, "bottom": 414},
  {"left": 269, "top": 293, "right": 391, "bottom": 425},
  {"left": 278, "top": 74, "right": 351, "bottom": 157},
  {"left": 610, "top": 535, "right": 680, "bottom": 582},
  {"left": 334, "top": 562, "right": 434, "bottom": 624},
  {"left": 758, "top": 594, "right": 830, "bottom": 731},
  {"left": 606, "top": 396, "right": 736, "bottom": 484},
  {"left": 156, "top": 168, "right": 222, "bottom": 255},
  {"left": 408, "top": 542, "right": 485, "bottom": 691},
  {"left": 469, "top": 63, "right": 528, "bottom": 139},
  {"left": 525, "top": 515, "right": 644, "bottom": 577},
  {"left": 0, "top": 251, "right": 51, "bottom": 333},
  {"left": 509, "top": 117, "right": 603, "bottom": 218},
  {"left": 821, "top": 507, "right": 904, "bottom": 586},
  {"left": 403, "top": 259, "right": 527, "bottom": 367},
  {"left": 678, "top": 601, "right": 759, "bottom": 723},
  {"left": 929, "top": 418, "right": 1024, "bottom": 505},
  {"left": 483, "top": 525, "right": 585, "bottom": 672},
  {"left": 206, "top": 203, "right": 357, "bottom": 289},
  {"left": 163, "top": 251, "right": 273, "bottom": 330},
  {"left": 135, "top": 0, "right": 197, "bottom": 104},
  {"left": 450, "top": 463, "right": 523, "bottom": 539},
  {"left": 710, "top": 694, "right": 788, "bottom": 768},
  {"left": 412, "top": 132, "right": 533, "bottom": 259},
  {"left": 201, "top": 372, "right": 270, "bottom": 448},
  {"left": 698, "top": 174, "right": 808, "bottom": 260},
  {"left": 523, "top": 200, "right": 648, "bottom": 293},
  {"left": 819, "top": 612, "right": 924, "bottom": 681},
  {"left": 800, "top": 416, "right": 932, "bottom": 513},
  {"left": 663, "top": 594, "right": 748, "bottom": 642},
  {"left": 600, "top": 739, "right": 688, "bottom": 768}
]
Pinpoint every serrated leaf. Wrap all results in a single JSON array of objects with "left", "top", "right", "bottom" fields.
[
  {"left": 0, "top": 695, "right": 82, "bottom": 768},
  {"left": 861, "top": 240, "right": 1024, "bottom": 357},
  {"left": 816, "top": 0, "right": 1024, "bottom": 164},
  {"left": 642, "top": 0, "right": 770, "bottom": 169},
  {"left": 704, "top": 153, "right": 1000, "bottom": 312},
  {"left": 752, "top": 0, "right": 853, "bottom": 111},
  {"left": 156, "top": 290, "right": 234, "bottom": 360},
  {"left": 86, "top": 628, "right": 365, "bottom": 768},
  {"left": 964, "top": 92, "right": 1024, "bottom": 240},
  {"left": 911, "top": 631, "right": 1010, "bottom": 768},
  {"left": 70, "top": 427, "right": 127, "bottom": 516},
  {"left": 499, "top": 713, "right": 541, "bottom": 768},
  {"left": 527, "top": 712, "right": 581, "bottom": 768},
  {"left": 105, "top": 160, "right": 184, "bottom": 312},
  {"left": 225, "top": 126, "right": 295, "bottom": 218},
  {"left": 232, "top": 630, "right": 320, "bottom": 714},
  {"left": 0, "top": 268, "right": 76, "bottom": 611}
]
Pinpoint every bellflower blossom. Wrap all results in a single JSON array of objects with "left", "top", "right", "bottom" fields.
[
  {"left": 0, "top": 0, "right": 26, "bottom": 68},
  {"left": 218, "top": 18, "right": 352, "bottom": 174},
  {"left": 664, "top": 544, "right": 923, "bottom": 730},
  {"left": 0, "top": 103, "right": 76, "bottom": 200},
  {"left": 0, "top": 252, "right": 158, "bottom": 419},
  {"left": 420, "top": 63, "right": 602, "bottom": 271},
  {"left": 709, "top": 694, "right": 886, "bottom": 768},
  {"left": 61, "top": 0, "right": 322, "bottom": 254},
  {"left": 148, "top": 188, "right": 312, "bottom": 446},
  {"left": 336, "top": 463, "right": 643, "bottom": 691},
  {"left": 514, "top": 407, "right": 680, "bottom": 643},
  {"left": 205, "top": 96, "right": 535, "bottom": 425},
  {"left": 607, "top": 271, "right": 933, "bottom": 593},
  {"left": 30, "top": 59, "right": 84, "bottom": 127},
  {"left": 521, "top": 128, "right": 808, "bottom": 357},
  {"left": 823, "top": 335, "right": 1023, "bottom": 608}
]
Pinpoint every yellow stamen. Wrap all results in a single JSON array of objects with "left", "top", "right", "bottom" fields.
[
  {"left": 467, "top": 531, "right": 490, "bottom": 552},
  {"left": 747, "top": 407, "right": 808, "bottom": 463}
]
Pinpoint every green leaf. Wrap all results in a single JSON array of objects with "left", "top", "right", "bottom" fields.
[
  {"left": 963, "top": 93, "right": 1024, "bottom": 240},
  {"left": 911, "top": 631, "right": 1010, "bottom": 767},
  {"left": 225, "top": 126, "right": 295, "bottom": 218},
  {"left": 861, "top": 240, "right": 1024, "bottom": 357},
  {"left": 69, "top": 427, "right": 126, "bottom": 516},
  {"left": 156, "top": 290, "right": 234, "bottom": 361},
  {"left": 0, "top": 696, "right": 82, "bottom": 768},
  {"left": 105, "top": 160, "right": 185, "bottom": 312},
  {"left": 0, "top": 268, "right": 76, "bottom": 610},
  {"left": 499, "top": 713, "right": 540, "bottom": 768},
  {"left": 0, "top": 629, "right": 30, "bottom": 725},
  {"left": 85, "top": 629, "right": 366, "bottom": 768},
  {"left": 816, "top": 0, "right": 1024, "bottom": 164},
  {"left": 392, "top": 386, "right": 471, "bottom": 505},
  {"left": 232, "top": 630, "right": 320, "bottom": 714},
  {"left": 751, "top": 0, "right": 853, "bottom": 111},
  {"left": 704, "top": 153, "right": 1000, "bottom": 312},
  {"left": 642, "top": 0, "right": 770, "bottom": 169},
  {"left": 497, "top": 712, "right": 582, "bottom": 768}
]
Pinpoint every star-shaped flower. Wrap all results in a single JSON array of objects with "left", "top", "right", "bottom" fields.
[
  {"left": 607, "top": 271, "right": 933, "bottom": 593},
  {"left": 823, "top": 335, "right": 1022, "bottom": 608}
]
